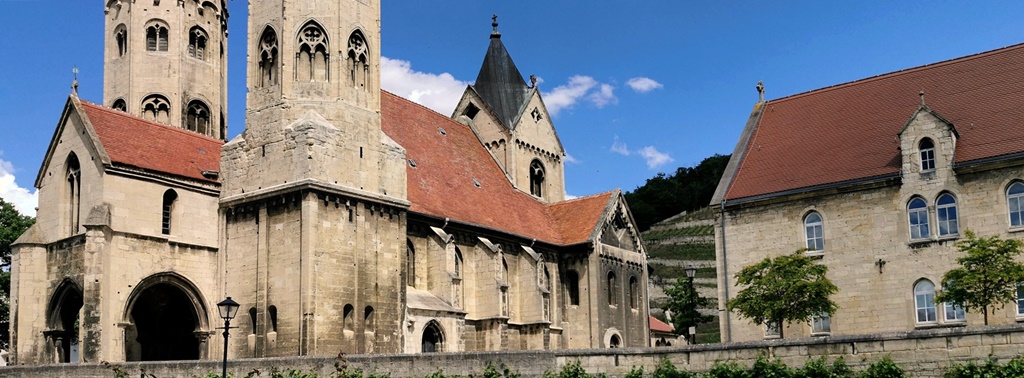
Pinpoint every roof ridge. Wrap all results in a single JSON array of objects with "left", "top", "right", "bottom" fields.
[
  {"left": 79, "top": 99, "right": 225, "bottom": 145},
  {"left": 767, "top": 42, "right": 1024, "bottom": 105},
  {"left": 548, "top": 190, "right": 616, "bottom": 207}
]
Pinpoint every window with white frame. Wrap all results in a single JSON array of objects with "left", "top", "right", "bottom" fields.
[
  {"left": 936, "top": 193, "right": 959, "bottom": 237},
  {"left": 908, "top": 197, "right": 930, "bottom": 240},
  {"left": 765, "top": 321, "right": 780, "bottom": 338},
  {"left": 943, "top": 302, "right": 965, "bottom": 322},
  {"left": 919, "top": 138, "right": 936, "bottom": 172},
  {"left": 1017, "top": 284, "right": 1024, "bottom": 316},
  {"left": 811, "top": 312, "right": 831, "bottom": 333},
  {"left": 804, "top": 211, "right": 824, "bottom": 252},
  {"left": 915, "top": 280, "right": 937, "bottom": 324},
  {"left": 1009, "top": 182, "right": 1024, "bottom": 228}
]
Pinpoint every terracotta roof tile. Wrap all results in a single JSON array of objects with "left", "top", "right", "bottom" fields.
[
  {"left": 79, "top": 100, "right": 223, "bottom": 183},
  {"left": 725, "top": 43, "right": 1024, "bottom": 201},
  {"left": 649, "top": 316, "right": 674, "bottom": 333},
  {"left": 381, "top": 91, "right": 612, "bottom": 245}
]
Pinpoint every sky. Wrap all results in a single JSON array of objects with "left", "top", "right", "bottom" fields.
[{"left": 2, "top": 1, "right": 1024, "bottom": 217}]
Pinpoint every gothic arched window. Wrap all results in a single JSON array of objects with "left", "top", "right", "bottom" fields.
[
  {"left": 145, "top": 20, "right": 169, "bottom": 52},
  {"left": 919, "top": 138, "right": 936, "bottom": 172},
  {"left": 258, "top": 26, "right": 279, "bottom": 87},
  {"left": 114, "top": 24, "right": 128, "bottom": 57},
  {"left": 161, "top": 189, "right": 177, "bottom": 235},
  {"left": 65, "top": 153, "right": 82, "bottom": 236},
  {"left": 347, "top": 30, "right": 369, "bottom": 89},
  {"left": 607, "top": 271, "right": 617, "bottom": 306},
  {"left": 296, "top": 21, "right": 329, "bottom": 82},
  {"left": 804, "top": 211, "right": 824, "bottom": 252},
  {"left": 188, "top": 26, "right": 208, "bottom": 60},
  {"left": 141, "top": 95, "right": 171, "bottom": 124},
  {"left": 185, "top": 100, "right": 210, "bottom": 135},
  {"left": 565, "top": 270, "right": 580, "bottom": 306},
  {"left": 111, "top": 98, "right": 127, "bottom": 112},
  {"left": 530, "top": 160, "right": 545, "bottom": 198},
  {"left": 406, "top": 239, "right": 416, "bottom": 288}
]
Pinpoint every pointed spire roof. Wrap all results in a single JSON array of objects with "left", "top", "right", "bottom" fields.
[{"left": 472, "top": 15, "right": 530, "bottom": 130}]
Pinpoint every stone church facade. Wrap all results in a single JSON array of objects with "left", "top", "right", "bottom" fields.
[
  {"left": 712, "top": 44, "right": 1024, "bottom": 342},
  {"left": 10, "top": 0, "right": 649, "bottom": 365}
]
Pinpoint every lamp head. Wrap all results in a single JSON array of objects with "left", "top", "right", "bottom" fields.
[{"left": 217, "top": 297, "right": 240, "bottom": 321}]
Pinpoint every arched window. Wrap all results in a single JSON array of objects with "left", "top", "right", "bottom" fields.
[
  {"left": 141, "top": 95, "right": 171, "bottom": 124},
  {"left": 161, "top": 189, "right": 177, "bottom": 235},
  {"left": 914, "top": 280, "right": 937, "bottom": 324},
  {"left": 908, "top": 197, "right": 930, "bottom": 240},
  {"left": 185, "top": 100, "right": 210, "bottom": 135},
  {"left": 248, "top": 307, "right": 257, "bottom": 335},
  {"left": 565, "top": 270, "right": 580, "bottom": 306},
  {"left": 629, "top": 276, "right": 638, "bottom": 309},
  {"left": 347, "top": 30, "right": 369, "bottom": 89},
  {"left": 804, "top": 211, "right": 824, "bottom": 252},
  {"left": 936, "top": 193, "right": 959, "bottom": 237},
  {"left": 66, "top": 153, "right": 81, "bottom": 236},
  {"left": 919, "top": 138, "right": 936, "bottom": 172},
  {"left": 530, "top": 160, "right": 545, "bottom": 198},
  {"left": 364, "top": 306, "right": 375, "bottom": 333},
  {"left": 1008, "top": 182, "right": 1024, "bottom": 228},
  {"left": 296, "top": 21, "right": 329, "bottom": 82},
  {"left": 607, "top": 271, "right": 617, "bottom": 306},
  {"left": 111, "top": 98, "right": 127, "bottom": 112},
  {"left": 114, "top": 24, "right": 128, "bottom": 57},
  {"left": 343, "top": 304, "right": 354, "bottom": 333},
  {"left": 257, "top": 26, "right": 279, "bottom": 87},
  {"left": 421, "top": 321, "right": 443, "bottom": 353},
  {"left": 609, "top": 334, "right": 621, "bottom": 348},
  {"left": 145, "top": 20, "right": 169, "bottom": 52},
  {"left": 188, "top": 26, "right": 207, "bottom": 60},
  {"left": 406, "top": 239, "right": 416, "bottom": 288},
  {"left": 268, "top": 305, "right": 278, "bottom": 332},
  {"left": 454, "top": 247, "right": 463, "bottom": 278},
  {"left": 541, "top": 266, "right": 550, "bottom": 291}
]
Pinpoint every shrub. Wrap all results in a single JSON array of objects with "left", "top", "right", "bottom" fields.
[
  {"left": 749, "top": 356, "right": 792, "bottom": 378},
  {"left": 795, "top": 357, "right": 853, "bottom": 378},
  {"left": 650, "top": 358, "right": 694, "bottom": 378},
  {"left": 859, "top": 356, "right": 904, "bottom": 378},
  {"left": 625, "top": 366, "right": 644, "bottom": 378},
  {"left": 543, "top": 360, "right": 591, "bottom": 378},
  {"left": 703, "top": 361, "right": 749, "bottom": 378}
]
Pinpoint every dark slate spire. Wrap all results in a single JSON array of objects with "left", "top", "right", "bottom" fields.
[{"left": 473, "top": 15, "right": 530, "bottom": 130}]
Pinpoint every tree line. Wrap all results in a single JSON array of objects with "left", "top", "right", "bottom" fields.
[{"left": 625, "top": 154, "right": 730, "bottom": 231}]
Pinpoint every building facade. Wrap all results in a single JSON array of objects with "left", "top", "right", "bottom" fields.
[
  {"left": 9, "top": 0, "right": 649, "bottom": 365},
  {"left": 712, "top": 44, "right": 1024, "bottom": 342}
]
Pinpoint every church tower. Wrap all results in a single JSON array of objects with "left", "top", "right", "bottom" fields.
[
  {"left": 453, "top": 18, "right": 566, "bottom": 203},
  {"left": 219, "top": 0, "right": 408, "bottom": 357},
  {"left": 102, "top": 0, "right": 229, "bottom": 140}
]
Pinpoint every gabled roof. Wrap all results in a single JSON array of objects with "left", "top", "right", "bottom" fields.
[
  {"left": 649, "top": 316, "right": 674, "bottom": 333},
  {"left": 472, "top": 32, "right": 530, "bottom": 131},
  {"left": 381, "top": 91, "right": 614, "bottom": 246},
  {"left": 723, "top": 43, "right": 1024, "bottom": 202},
  {"left": 78, "top": 100, "right": 223, "bottom": 183}
]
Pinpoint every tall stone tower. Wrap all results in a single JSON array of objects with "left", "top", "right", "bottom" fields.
[
  {"left": 219, "top": 0, "right": 408, "bottom": 357},
  {"left": 102, "top": 0, "right": 228, "bottom": 140}
]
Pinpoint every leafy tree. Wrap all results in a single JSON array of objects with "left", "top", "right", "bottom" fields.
[
  {"left": 935, "top": 230, "right": 1024, "bottom": 325},
  {"left": 726, "top": 250, "right": 838, "bottom": 338},
  {"left": 0, "top": 197, "right": 35, "bottom": 350},
  {"left": 625, "top": 154, "right": 730, "bottom": 231},
  {"left": 663, "top": 275, "right": 713, "bottom": 343}
]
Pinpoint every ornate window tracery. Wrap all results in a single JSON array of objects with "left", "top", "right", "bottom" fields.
[
  {"left": 141, "top": 95, "right": 171, "bottom": 124},
  {"left": 347, "top": 30, "right": 369, "bottom": 89},
  {"left": 185, "top": 100, "right": 210, "bottom": 135},
  {"left": 115, "top": 24, "right": 128, "bottom": 57},
  {"left": 112, "top": 98, "right": 127, "bottom": 112},
  {"left": 257, "top": 26, "right": 279, "bottom": 87},
  {"left": 145, "top": 21, "right": 169, "bottom": 52},
  {"left": 188, "top": 26, "right": 207, "bottom": 60},
  {"left": 296, "top": 21, "right": 329, "bottom": 82},
  {"left": 530, "top": 159, "right": 545, "bottom": 198}
]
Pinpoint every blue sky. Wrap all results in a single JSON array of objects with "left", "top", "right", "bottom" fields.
[{"left": 2, "top": 1, "right": 1024, "bottom": 216}]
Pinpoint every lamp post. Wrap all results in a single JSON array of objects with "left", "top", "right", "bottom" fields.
[
  {"left": 684, "top": 264, "right": 697, "bottom": 345},
  {"left": 217, "top": 297, "right": 240, "bottom": 378}
]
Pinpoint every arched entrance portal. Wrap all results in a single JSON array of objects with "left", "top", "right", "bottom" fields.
[
  {"left": 45, "top": 279, "right": 83, "bottom": 363},
  {"left": 421, "top": 321, "right": 444, "bottom": 353},
  {"left": 124, "top": 273, "right": 209, "bottom": 361}
]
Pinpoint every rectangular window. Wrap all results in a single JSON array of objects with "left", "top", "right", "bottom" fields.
[
  {"left": 921, "top": 149, "right": 935, "bottom": 171},
  {"left": 909, "top": 208, "right": 930, "bottom": 240},
  {"left": 1017, "top": 285, "right": 1024, "bottom": 316},
  {"left": 1011, "top": 195, "right": 1023, "bottom": 228},
  {"left": 765, "top": 322, "right": 780, "bottom": 338},
  {"left": 943, "top": 302, "right": 966, "bottom": 322},
  {"left": 916, "top": 291, "right": 937, "bottom": 323},
  {"left": 811, "top": 313, "right": 831, "bottom": 333}
]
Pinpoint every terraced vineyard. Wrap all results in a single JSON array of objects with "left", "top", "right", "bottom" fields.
[{"left": 643, "top": 207, "right": 720, "bottom": 344}]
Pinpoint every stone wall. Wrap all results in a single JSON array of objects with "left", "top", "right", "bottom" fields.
[{"left": 6, "top": 324, "right": 1024, "bottom": 378}]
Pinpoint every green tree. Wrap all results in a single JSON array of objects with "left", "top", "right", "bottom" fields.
[
  {"left": 663, "top": 275, "right": 712, "bottom": 343},
  {"left": 935, "top": 230, "right": 1024, "bottom": 325},
  {"left": 726, "top": 250, "right": 838, "bottom": 338},
  {"left": 625, "top": 154, "right": 730, "bottom": 231},
  {"left": 0, "top": 197, "right": 35, "bottom": 349}
]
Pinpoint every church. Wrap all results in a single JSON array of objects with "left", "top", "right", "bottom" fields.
[
  {"left": 712, "top": 43, "right": 1024, "bottom": 341},
  {"left": 10, "top": 0, "right": 649, "bottom": 364}
]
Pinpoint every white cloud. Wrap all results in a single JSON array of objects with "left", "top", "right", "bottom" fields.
[
  {"left": 626, "top": 77, "right": 664, "bottom": 93},
  {"left": 542, "top": 76, "right": 598, "bottom": 116},
  {"left": 565, "top": 193, "right": 579, "bottom": 200},
  {"left": 564, "top": 154, "right": 580, "bottom": 164},
  {"left": 610, "top": 136, "right": 631, "bottom": 156},
  {"left": 637, "top": 146, "right": 674, "bottom": 169},
  {"left": 589, "top": 84, "right": 617, "bottom": 108},
  {"left": 380, "top": 57, "right": 470, "bottom": 116},
  {"left": 0, "top": 157, "right": 38, "bottom": 217}
]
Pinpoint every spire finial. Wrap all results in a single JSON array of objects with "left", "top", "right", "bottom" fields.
[
  {"left": 919, "top": 91, "right": 925, "bottom": 107},
  {"left": 491, "top": 14, "right": 501, "bottom": 38},
  {"left": 71, "top": 66, "right": 79, "bottom": 96},
  {"left": 756, "top": 81, "right": 764, "bottom": 102},
  {"left": 530, "top": 74, "right": 538, "bottom": 88}
]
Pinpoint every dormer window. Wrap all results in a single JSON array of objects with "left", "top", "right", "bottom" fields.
[{"left": 919, "top": 138, "right": 936, "bottom": 172}]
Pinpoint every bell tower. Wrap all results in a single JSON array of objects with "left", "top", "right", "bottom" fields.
[
  {"left": 102, "top": 0, "right": 229, "bottom": 140},
  {"left": 219, "top": 0, "right": 407, "bottom": 357}
]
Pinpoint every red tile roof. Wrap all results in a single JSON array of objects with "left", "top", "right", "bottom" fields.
[
  {"left": 724, "top": 43, "right": 1024, "bottom": 201},
  {"left": 381, "top": 91, "right": 613, "bottom": 245},
  {"left": 649, "top": 316, "right": 674, "bottom": 333},
  {"left": 79, "top": 100, "right": 223, "bottom": 183}
]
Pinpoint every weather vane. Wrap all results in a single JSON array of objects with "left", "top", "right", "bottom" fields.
[
  {"left": 491, "top": 14, "right": 500, "bottom": 36},
  {"left": 72, "top": 66, "right": 80, "bottom": 96}
]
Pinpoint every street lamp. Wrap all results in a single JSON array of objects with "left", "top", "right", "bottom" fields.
[
  {"left": 684, "top": 265, "right": 697, "bottom": 345},
  {"left": 217, "top": 297, "right": 240, "bottom": 378}
]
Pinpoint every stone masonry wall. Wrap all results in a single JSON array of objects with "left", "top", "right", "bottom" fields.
[{"left": 5, "top": 324, "right": 1024, "bottom": 378}]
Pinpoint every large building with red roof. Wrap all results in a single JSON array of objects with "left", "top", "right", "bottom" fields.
[
  {"left": 10, "top": 0, "right": 649, "bottom": 365},
  {"left": 712, "top": 43, "right": 1024, "bottom": 342}
]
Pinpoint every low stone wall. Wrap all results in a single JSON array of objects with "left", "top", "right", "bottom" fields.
[{"left": 4, "top": 324, "right": 1024, "bottom": 378}]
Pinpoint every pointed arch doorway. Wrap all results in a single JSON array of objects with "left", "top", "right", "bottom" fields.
[
  {"left": 123, "top": 273, "right": 210, "bottom": 361},
  {"left": 45, "top": 279, "right": 83, "bottom": 363}
]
